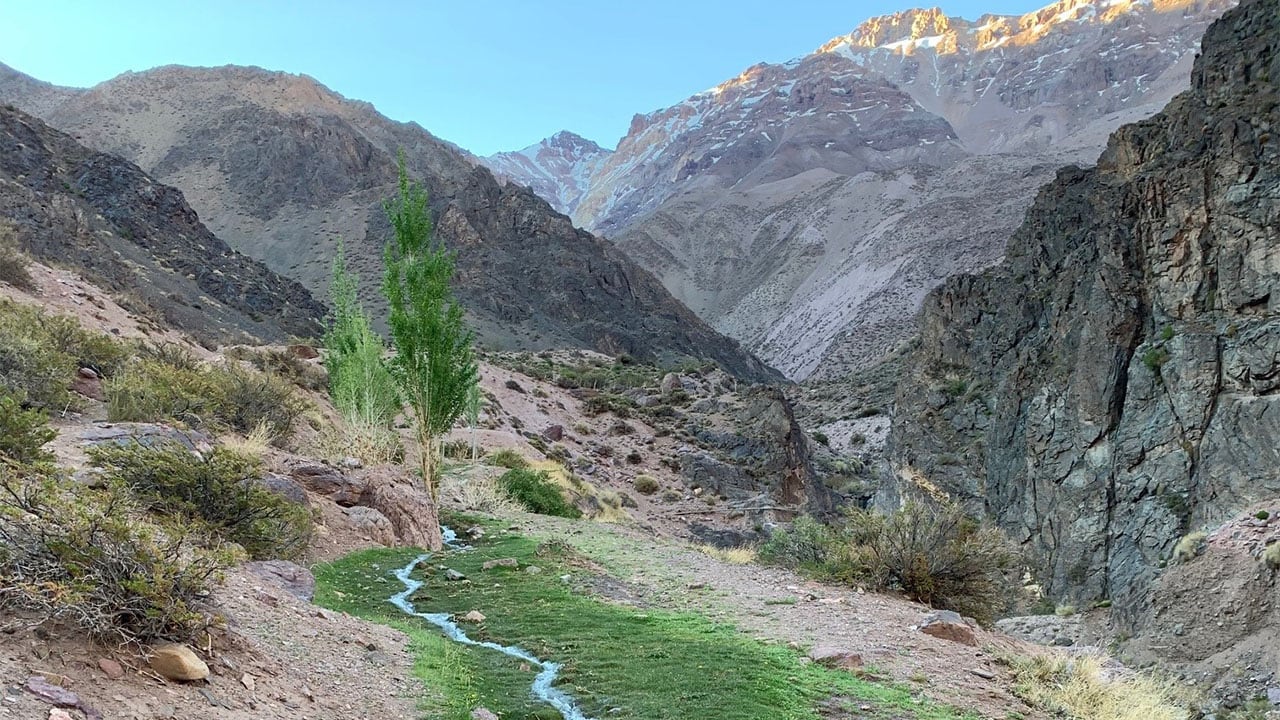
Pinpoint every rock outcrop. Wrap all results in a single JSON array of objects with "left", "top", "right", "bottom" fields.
[
  {"left": 886, "top": 0, "right": 1279, "bottom": 627},
  {"left": 0, "top": 105, "right": 325, "bottom": 343}
]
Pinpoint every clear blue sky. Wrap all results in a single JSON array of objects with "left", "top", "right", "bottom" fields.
[{"left": 0, "top": 1, "right": 1043, "bottom": 155}]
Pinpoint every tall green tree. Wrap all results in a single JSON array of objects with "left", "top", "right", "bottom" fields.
[
  {"left": 323, "top": 241, "right": 400, "bottom": 431},
  {"left": 382, "top": 156, "right": 477, "bottom": 550}
]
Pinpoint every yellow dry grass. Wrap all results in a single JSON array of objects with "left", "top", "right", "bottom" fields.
[
  {"left": 219, "top": 420, "right": 273, "bottom": 459},
  {"left": 693, "top": 544, "right": 758, "bottom": 565},
  {"left": 1007, "top": 652, "right": 1191, "bottom": 720}
]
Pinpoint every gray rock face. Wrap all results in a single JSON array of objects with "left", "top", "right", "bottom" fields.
[{"left": 887, "top": 0, "right": 1280, "bottom": 627}]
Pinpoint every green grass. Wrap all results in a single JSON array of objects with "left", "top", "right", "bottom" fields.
[{"left": 313, "top": 527, "right": 978, "bottom": 720}]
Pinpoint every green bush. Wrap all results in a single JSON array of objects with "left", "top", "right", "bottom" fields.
[
  {"left": 486, "top": 448, "right": 529, "bottom": 469},
  {"left": 0, "top": 459, "right": 230, "bottom": 644},
  {"left": 499, "top": 468, "right": 581, "bottom": 519},
  {"left": 0, "top": 390, "right": 55, "bottom": 464},
  {"left": 632, "top": 475, "right": 660, "bottom": 495},
  {"left": 105, "top": 360, "right": 306, "bottom": 445},
  {"left": 812, "top": 431, "right": 830, "bottom": 447},
  {"left": 0, "top": 299, "right": 133, "bottom": 409},
  {"left": 0, "top": 223, "right": 34, "bottom": 291},
  {"left": 88, "top": 442, "right": 312, "bottom": 560},
  {"left": 227, "top": 346, "right": 327, "bottom": 392},
  {"left": 323, "top": 242, "right": 401, "bottom": 430},
  {"left": 761, "top": 506, "right": 1021, "bottom": 625}
]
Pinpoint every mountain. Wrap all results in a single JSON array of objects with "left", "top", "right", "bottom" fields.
[
  {"left": 0, "top": 65, "right": 778, "bottom": 382},
  {"left": 0, "top": 104, "right": 325, "bottom": 343},
  {"left": 886, "top": 0, "right": 1278, "bottom": 630},
  {"left": 488, "top": 0, "right": 1236, "bottom": 380},
  {"left": 484, "top": 131, "right": 610, "bottom": 216}
]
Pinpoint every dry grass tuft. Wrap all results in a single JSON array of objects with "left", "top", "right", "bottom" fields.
[
  {"left": 694, "top": 544, "right": 758, "bottom": 565},
  {"left": 1006, "top": 652, "right": 1191, "bottom": 720},
  {"left": 448, "top": 473, "right": 525, "bottom": 516},
  {"left": 1264, "top": 542, "right": 1280, "bottom": 570},
  {"left": 219, "top": 421, "right": 274, "bottom": 459},
  {"left": 1173, "top": 531, "right": 1207, "bottom": 563}
]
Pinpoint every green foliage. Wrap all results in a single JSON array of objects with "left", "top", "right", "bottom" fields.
[
  {"left": 315, "top": 536, "right": 976, "bottom": 720},
  {"left": 382, "top": 157, "right": 478, "bottom": 494},
  {"left": 0, "top": 299, "right": 131, "bottom": 409},
  {"left": 1142, "top": 347, "right": 1171, "bottom": 374},
  {"left": 761, "top": 506, "right": 1021, "bottom": 625},
  {"left": 583, "top": 393, "right": 635, "bottom": 418},
  {"left": 498, "top": 468, "right": 582, "bottom": 518},
  {"left": 88, "top": 442, "right": 312, "bottom": 560},
  {"left": 1255, "top": 510, "right": 1270, "bottom": 521},
  {"left": 0, "top": 459, "right": 230, "bottom": 644},
  {"left": 323, "top": 241, "right": 401, "bottom": 428},
  {"left": 0, "top": 390, "right": 55, "bottom": 464},
  {"left": 811, "top": 431, "right": 830, "bottom": 447},
  {"left": 485, "top": 448, "right": 528, "bottom": 470},
  {"left": 0, "top": 222, "right": 34, "bottom": 291},
  {"left": 632, "top": 474, "right": 660, "bottom": 495},
  {"left": 106, "top": 359, "right": 305, "bottom": 444}
]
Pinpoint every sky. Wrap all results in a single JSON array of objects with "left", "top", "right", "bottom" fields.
[{"left": 0, "top": 1, "right": 1044, "bottom": 156}]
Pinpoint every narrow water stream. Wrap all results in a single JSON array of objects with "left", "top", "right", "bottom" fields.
[{"left": 387, "top": 528, "right": 597, "bottom": 720}]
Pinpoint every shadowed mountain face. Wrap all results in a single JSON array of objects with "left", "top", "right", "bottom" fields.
[
  {"left": 484, "top": 0, "right": 1237, "bottom": 380},
  {"left": 887, "top": 0, "right": 1279, "bottom": 626},
  {"left": 0, "top": 65, "right": 778, "bottom": 382},
  {"left": 0, "top": 104, "right": 325, "bottom": 344}
]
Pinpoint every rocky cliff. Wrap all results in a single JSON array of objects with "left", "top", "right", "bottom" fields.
[
  {"left": 0, "top": 104, "right": 325, "bottom": 343},
  {"left": 0, "top": 66, "right": 778, "bottom": 382},
  {"left": 886, "top": 0, "right": 1279, "bottom": 627}
]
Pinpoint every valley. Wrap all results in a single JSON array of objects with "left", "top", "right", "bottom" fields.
[{"left": 0, "top": 0, "right": 1278, "bottom": 718}]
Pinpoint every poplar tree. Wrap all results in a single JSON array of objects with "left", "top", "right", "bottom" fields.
[{"left": 381, "top": 155, "right": 477, "bottom": 549}]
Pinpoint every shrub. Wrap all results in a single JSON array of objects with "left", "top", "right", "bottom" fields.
[
  {"left": 0, "top": 459, "right": 231, "bottom": 645},
  {"left": 486, "top": 448, "right": 528, "bottom": 470},
  {"left": 811, "top": 431, "right": 830, "bottom": 447},
  {"left": 694, "top": 544, "right": 757, "bottom": 565},
  {"left": 106, "top": 360, "right": 305, "bottom": 445},
  {"left": 1255, "top": 510, "right": 1270, "bottom": 521},
  {"left": 441, "top": 439, "right": 472, "bottom": 460},
  {"left": 1264, "top": 543, "right": 1280, "bottom": 570},
  {"left": 0, "top": 223, "right": 34, "bottom": 291},
  {"left": 583, "top": 393, "right": 634, "bottom": 418},
  {"left": 761, "top": 506, "right": 1021, "bottom": 625},
  {"left": 0, "top": 300, "right": 136, "bottom": 409},
  {"left": 0, "top": 390, "right": 55, "bottom": 464},
  {"left": 1172, "top": 531, "right": 1206, "bottom": 563},
  {"left": 228, "top": 346, "right": 327, "bottom": 392},
  {"left": 846, "top": 504, "right": 1021, "bottom": 623},
  {"left": 625, "top": 450, "right": 643, "bottom": 465},
  {"left": 633, "top": 475, "right": 660, "bottom": 495},
  {"left": 759, "top": 516, "right": 841, "bottom": 574},
  {"left": 498, "top": 468, "right": 581, "bottom": 519},
  {"left": 88, "top": 442, "right": 312, "bottom": 560}
]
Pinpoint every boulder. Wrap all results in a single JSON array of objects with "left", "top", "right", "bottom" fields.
[
  {"left": 342, "top": 506, "right": 396, "bottom": 546},
  {"left": 462, "top": 610, "right": 486, "bottom": 623},
  {"left": 287, "top": 344, "right": 320, "bottom": 360},
  {"left": 471, "top": 709, "right": 499, "bottom": 720},
  {"left": 359, "top": 466, "right": 443, "bottom": 551},
  {"left": 149, "top": 644, "right": 210, "bottom": 681},
  {"left": 918, "top": 611, "right": 978, "bottom": 646},
  {"left": 290, "top": 463, "right": 365, "bottom": 505},
  {"left": 245, "top": 560, "right": 316, "bottom": 601},
  {"left": 542, "top": 424, "right": 565, "bottom": 442},
  {"left": 482, "top": 558, "right": 519, "bottom": 571},
  {"left": 253, "top": 473, "right": 309, "bottom": 507},
  {"left": 808, "top": 645, "right": 863, "bottom": 670}
]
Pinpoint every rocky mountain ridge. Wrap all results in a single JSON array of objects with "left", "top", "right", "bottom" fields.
[
  {"left": 0, "top": 104, "right": 325, "bottom": 343},
  {"left": 483, "top": 130, "right": 610, "bottom": 216},
  {"left": 886, "top": 0, "right": 1278, "bottom": 636},
  {"left": 486, "top": 0, "right": 1236, "bottom": 380},
  {"left": 0, "top": 64, "right": 779, "bottom": 382}
]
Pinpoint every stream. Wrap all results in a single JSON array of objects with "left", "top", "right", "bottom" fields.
[{"left": 387, "top": 528, "right": 597, "bottom": 720}]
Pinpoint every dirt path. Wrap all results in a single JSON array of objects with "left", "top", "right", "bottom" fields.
[{"left": 504, "top": 513, "right": 1046, "bottom": 720}]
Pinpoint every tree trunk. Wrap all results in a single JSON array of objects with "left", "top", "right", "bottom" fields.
[{"left": 414, "top": 433, "right": 444, "bottom": 550}]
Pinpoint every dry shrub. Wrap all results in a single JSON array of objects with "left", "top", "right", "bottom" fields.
[
  {"left": 313, "top": 421, "right": 403, "bottom": 466},
  {"left": 106, "top": 359, "right": 306, "bottom": 445},
  {"left": 0, "top": 459, "right": 231, "bottom": 645},
  {"left": 0, "top": 390, "right": 55, "bottom": 464},
  {"left": 1173, "top": 531, "right": 1207, "bottom": 563},
  {"left": 633, "top": 475, "right": 660, "bottom": 495},
  {"left": 0, "top": 223, "right": 34, "bottom": 291},
  {"left": 486, "top": 448, "right": 528, "bottom": 470},
  {"left": 694, "top": 544, "right": 757, "bottom": 565},
  {"left": 448, "top": 473, "right": 524, "bottom": 515},
  {"left": 761, "top": 504, "right": 1021, "bottom": 625},
  {"left": 1006, "top": 652, "right": 1189, "bottom": 720},
  {"left": 88, "top": 442, "right": 312, "bottom": 560}
]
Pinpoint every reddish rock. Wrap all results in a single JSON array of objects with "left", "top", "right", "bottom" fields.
[{"left": 918, "top": 610, "right": 978, "bottom": 646}]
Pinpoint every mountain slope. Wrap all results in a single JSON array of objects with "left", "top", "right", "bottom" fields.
[
  {"left": 0, "top": 65, "right": 778, "bottom": 382},
  {"left": 483, "top": 131, "right": 610, "bottom": 216},
  {"left": 489, "top": 0, "right": 1236, "bottom": 380},
  {"left": 886, "top": 0, "right": 1279, "bottom": 626},
  {"left": 0, "top": 104, "right": 325, "bottom": 343}
]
